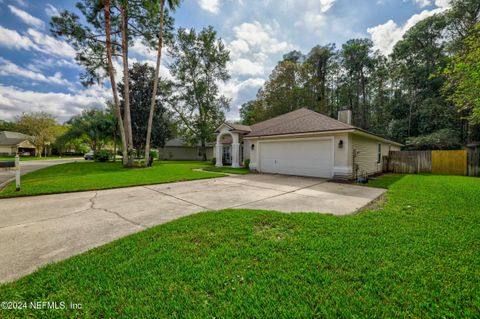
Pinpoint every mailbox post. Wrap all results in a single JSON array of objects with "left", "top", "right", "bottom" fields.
[{"left": 15, "top": 154, "right": 20, "bottom": 191}]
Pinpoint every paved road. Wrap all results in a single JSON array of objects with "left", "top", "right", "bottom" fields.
[
  {"left": 0, "top": 174, "right": 385, "bottom": 283},
  {"left": 0, "top": 158, "right": 82, "bottom": 187}
]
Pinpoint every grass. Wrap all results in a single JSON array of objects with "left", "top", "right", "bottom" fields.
[
  {"left": 0, "top": 174, "right": 479, "bottom": 318},
  {"left": 365, "top": 173, "right": 407, "bottom": 189},
  {"left": 0, "top": 155, "right": 81, "bottom": 162},
  {"left": 203, "top": 165, "right": 251, "bottom": 174},
  {"left": 0, "top": 161, "right": 224, "bottom": 198}
]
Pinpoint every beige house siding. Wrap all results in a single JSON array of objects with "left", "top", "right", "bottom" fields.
[
  {"left": 159, "top": 146, "right": 213, "bottom": 160},
  {"left": 352, "top": 134, "right": 400, "bottom": 177},
  {"left": 0, "top": 146, "right": 14, "bottom": 155},
  {"left": 245, "top": 131, "right": 400, "bottom": 178}
]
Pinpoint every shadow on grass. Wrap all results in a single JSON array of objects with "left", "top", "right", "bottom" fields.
[{"left": 365, "top": 174, "right": 407, "bottom": 189}]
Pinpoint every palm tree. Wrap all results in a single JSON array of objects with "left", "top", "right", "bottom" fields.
[
  {"left": 144, "top": 0, "right": 181, "bottom": 166},
  {"left": 104, "top": 0, "right": 128, "bottom": 166},
  {"left": 120, "top": 1, "right": 135, "bottom": 167}
]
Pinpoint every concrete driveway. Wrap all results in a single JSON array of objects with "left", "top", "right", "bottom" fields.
[
  {"left": 0, "top": 174, "right": 385, "bottom": 283},
  {"left": 0, "top": 158, "right": 82, "bottom": 188}
]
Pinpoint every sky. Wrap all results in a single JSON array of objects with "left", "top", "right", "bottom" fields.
[{"left": 0, "top": 0, "right": 451, "bottom": 123}]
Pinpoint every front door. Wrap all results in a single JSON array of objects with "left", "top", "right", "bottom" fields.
[{"left": 223, "top": 145, "right": 232, "bottom": 165}]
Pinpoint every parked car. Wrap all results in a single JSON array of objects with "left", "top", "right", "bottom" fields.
[{"left": 84, "top": 151, "right": 94, "bottom": 160}]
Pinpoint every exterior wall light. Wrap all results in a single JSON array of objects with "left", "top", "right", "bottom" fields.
[
  {"left": 338, "top": 140, "right": 344, "bottom": 148},
  {"left": 251, "top": 144, "right": 255, "bottom": 150}
]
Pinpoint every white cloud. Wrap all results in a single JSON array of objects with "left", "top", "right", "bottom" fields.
[
  {"left": 228, "top": 39, "right": 250, "bottom": 56},
  {"left": 225, "top": 21, "right": 296, "bottom": 77},
  {"left": 198, "top": 0, "right": 221, "bottom": 14},
  {"left": 368, "top": 1, "right": 451, "bottom": 55},
  {"left": 0, "top": 84, "right": 110, "bottom": 122},
  {"left": 26, "top": 28, "right": 76, "bottom": 58},
  {"left": 8, "top": 5, "right": 45, "bottom": 29},
  {"left": 232, "top": 21, "right": 292, "bottom": 55},
  {"left": 0, "top": 26, "right": 76, "bottom": 60},
  {"left": 45, "top": 3, "right": 59, "bottom": 17},
  {"left": 228, "top": 58, "right": 264, "bottom": 76},
  {"left": 219, "top": 77, "right": 265, "bottom": 120},
  {"left": 281, "top": 0, "right": 336, "bottom": 13},
  {"left": 319, "top": 0, "right": 336, "bottom": 12},
  {"left": 0, "top": 26, "right": 38, "bottom": 51},
  {"left": 221, "top": 20, "right": 296, "bottom": 117},
  {"left": 27, "top": 58, "right": 79, "bottom": 73},
  {"left": 0, "top": 57, "right": 71, "bottom": 86},
  {"left": 413, "top": 0, "right": 431, "bottom": 8},
  {"left": 434, "top": 0, "right": 450, "bottom": 9},
  {"left": 296, "top": 12, "right": 328, "bottom": 34}
]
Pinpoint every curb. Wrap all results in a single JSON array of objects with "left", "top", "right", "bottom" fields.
[{"left": 0, "top": 177, "right": 14, "bottom": 192}]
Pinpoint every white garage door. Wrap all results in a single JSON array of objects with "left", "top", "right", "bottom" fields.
[{"left": 259, "top": 139, "right": 333, "bottom": 178}]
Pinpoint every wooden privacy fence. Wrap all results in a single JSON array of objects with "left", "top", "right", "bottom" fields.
[
  {"left": 383, "top": 151, "right": 431, "bottom": 174},
  {"left": 384, "top": 149, "right": 480, "bottom": 176}
]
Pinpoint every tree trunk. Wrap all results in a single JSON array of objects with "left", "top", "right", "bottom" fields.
[
  {"left": 113, "top": 129, "right": 117, "bottom": 162},
  {"left": 120, "top": 3, "right": 134, "bottom": 167},
  {"left": 104, "top": 0, "right": 128, "bottom": 166},
  {"left": 145, "top": 0, "right": 165, "bottom": 167},
  {"left": 201, "top": 139, "right": 207, "bottom": 161}
]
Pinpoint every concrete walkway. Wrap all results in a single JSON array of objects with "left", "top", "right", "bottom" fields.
[
  {"left": 0, "top": 158, "right": 82, "bottom": 188},
  {"left": 0, "top": 174, "right": 385, "bottom": 283}
]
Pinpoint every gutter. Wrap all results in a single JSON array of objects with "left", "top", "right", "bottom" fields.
[{"left": 244, "top": 128, "right": 403, "bottom": 147}]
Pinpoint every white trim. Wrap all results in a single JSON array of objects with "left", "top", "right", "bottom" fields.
[
  {"left": 333, "top": 166, "right": 353, "bottom": 174},
  {"left": 215, "top": 123, "right": 234, "bottom": 132},
  {"left": 244, "top": 130, "right": 355, "bottom": 140},
  {"left": 244, "top": 128, "right": 403, "bottom": 147},
  {"left": 353, "top": 130, "right": 403, "bottom": 147}
]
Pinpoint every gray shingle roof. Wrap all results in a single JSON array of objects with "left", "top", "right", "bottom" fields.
[
  {"left": 226, "top": 123, "right": 251, "bottom": 132},
  {"left": 0, "top": 131, "right": 32, "bottom": 146},
  {"left": 246, "top": 108, "right": 354, "bottom": 137},
  {"left": 164, "top": 138, "right": 214, "bottom": 147}
]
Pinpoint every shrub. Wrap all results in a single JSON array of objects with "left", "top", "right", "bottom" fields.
[
  {"left": 406, "top": 129, "right": 462, "bottom": 150},
  {"left": 244, "top": 158, "right": 250, "bottom": 169},
  {"left": 211, "top": 157, "right": 216, "bottom": 165},
  {"left": 148, "top": 150, "right": 158, "bottom": 167},
  {"left": 94, "top": 150, "right": 112, "bottom": 162},
  {"left": 149, "top": 150, "right": 158, "bottom": 160}
]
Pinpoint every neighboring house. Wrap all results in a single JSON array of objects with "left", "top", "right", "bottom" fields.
[
  {"left": 215, "top": 108, "right": 402, "bottom": 179},
  {"left": 159, "top": 138, "right": 214, "bottom": 161},
  {"left": 0, "top": 131, "right": 37, "bottom": 156}
]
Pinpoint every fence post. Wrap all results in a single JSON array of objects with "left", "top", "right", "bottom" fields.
[{"left": 15, "top": 154, "right": 20, "bottom": 192}]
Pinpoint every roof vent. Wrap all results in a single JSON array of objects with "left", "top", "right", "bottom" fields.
[{"left": 338, "top": 110, "right": 352, "bottom": 125}]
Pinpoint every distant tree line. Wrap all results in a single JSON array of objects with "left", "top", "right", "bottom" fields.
[
  {"left": 240, "top": 0, "right": 480, "bottom": 149},
  {"left": 3, "top": 0, "right": 476, "bottom": 156}
]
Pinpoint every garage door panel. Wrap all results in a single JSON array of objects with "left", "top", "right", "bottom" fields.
[{"left": 259, "top": 139, "right": 333, "bottom": 178}]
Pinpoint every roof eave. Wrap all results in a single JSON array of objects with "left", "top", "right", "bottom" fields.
[
  {"left": 215, "top": 123, "right": 235, "bottom": 133},
  {"left": 244, "top": 128, "right": 403, "bottom": 146},
  {"left": 244, "top": 128, "right": 355, "bottom": 139},
  {"left": 351, "top": 129, "right": 403, "bottom": 147}
]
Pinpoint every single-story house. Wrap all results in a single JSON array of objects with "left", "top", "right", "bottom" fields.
[
  {"left": 215, "top": 108, "right": 402, "bottom": 179},
  {"left": 159, "top": 138, "right": 214, "bottom": 160},
  {"left": 0, "top": 131, "right": 36, "bottom": 157}
]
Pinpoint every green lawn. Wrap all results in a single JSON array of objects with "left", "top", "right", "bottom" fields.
[
  {"left": 1, "top": 174, "right": 479, "bottom": 318},
  {"left": 0, "top": 161, "right": 224, "bottom": 198},
  {"left": 0, "top": 155, "right": 81, "bottom": 162},
  {"left": 203, "top": 165, "right": 251, "bottom": 174}
]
